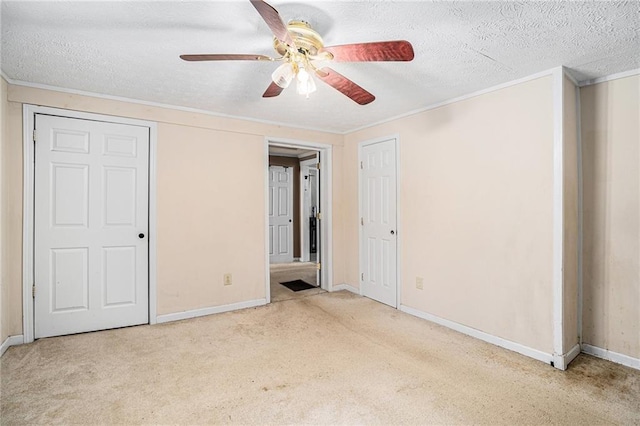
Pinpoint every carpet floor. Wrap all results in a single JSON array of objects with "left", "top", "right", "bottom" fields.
[{"left": 1, "top": 291, "right": 639, "bottom": 424}]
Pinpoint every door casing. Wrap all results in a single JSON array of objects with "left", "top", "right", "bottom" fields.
[
  {"left": 300, "top": 156, "right": 319, "bottom": 262},
  {"left": 358, "top": 135, "right": 401, "bottom": 309},
  {"left": 22, "top": 104, "right": 158, "bottom": 343},
  {"left": 264, "top": 138, "right": 333, "bottom": 303}
]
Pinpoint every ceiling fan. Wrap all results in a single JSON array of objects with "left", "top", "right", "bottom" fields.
[{"left": 180, "top": 0, "right": 415, "bottom": 105}]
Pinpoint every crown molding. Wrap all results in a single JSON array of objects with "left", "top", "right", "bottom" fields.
[
  {"left": 3, "top": 66, "right": 639, "bottom": 136},
  {"left": 345, "top": 67, "right": 557, "bottom": 134},
  {"left": 578, "top": 68, "right": 640, "bottom": 87},
  {"left": 1, "top": 72, "right": 342, "bottom": 135}
]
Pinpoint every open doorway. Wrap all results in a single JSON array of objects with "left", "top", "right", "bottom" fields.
[{"left": 267, "top": 142, "right": 328, "bottom": 303}]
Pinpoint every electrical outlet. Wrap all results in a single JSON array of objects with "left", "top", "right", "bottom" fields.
[
  {"left": 416, "top": 277, "right": 424, "bottom": 290},
  {"left": 223, "top": 273, "right": 232, "bottom": 286}
]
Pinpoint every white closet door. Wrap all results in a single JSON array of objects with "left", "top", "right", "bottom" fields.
[
  {"left": 34, "top": 114, "right": 149, "bottom": 338},
  {"left": 360, "top": 139, "right": 397, "bottom": 307}
]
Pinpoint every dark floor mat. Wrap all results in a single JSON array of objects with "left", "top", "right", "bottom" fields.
[{"left": 279, "top": 279, "right": 316, "bottom": 292}]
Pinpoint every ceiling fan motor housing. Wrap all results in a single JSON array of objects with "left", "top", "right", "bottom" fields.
[{"left": 274, "top": 21, "right": 326, "bottom": 57}]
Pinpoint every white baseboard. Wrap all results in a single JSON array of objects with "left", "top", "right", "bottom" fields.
[
  {"left": 399, "top": 305, "right": 554, "bottom": 366},
  {"left": 1, "top": 335, "right": 25, "bottom": 357},
  {"left": 156, "top": 299, "right": 267, "bottom": 324},
  {"left": 582, "top": 344, "right": 640, "bottom": 370},
  {"left": 331, "top": 284, "right": 360, "bottom": 295},
  {"left": 553, "top": 343, "right": 581, "bottom": 370}
]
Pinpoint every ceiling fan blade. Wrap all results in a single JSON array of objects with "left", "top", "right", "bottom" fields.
[
  {"left": 180, "top": 54, "right": 272, "bottom": 61},
  {"left": 315, "top": 67, "right": 375, "bottom": 105},
  {"left": 262, "top": 81, "right": 284, "bottom": 98},
  {"left": 321, "top": 40, "right": 414, "bottom": 62},
  {"left": 250, "top": 0, "right": 296, "bottom": 47}
]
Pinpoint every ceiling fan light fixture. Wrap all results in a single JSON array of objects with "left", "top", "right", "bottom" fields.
[
  {"left": 271, "top": 62, "right": 295, "bottom": 88},
  {"left": 296, "top": 67, "right": 317, "bottom": 97}
]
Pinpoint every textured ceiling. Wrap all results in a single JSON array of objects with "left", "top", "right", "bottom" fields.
[{"left": 2, "top": 1, "right": 639, "bottom": 133}]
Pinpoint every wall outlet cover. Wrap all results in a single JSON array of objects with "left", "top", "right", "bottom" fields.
[{"left": 224, "top": 273, "right": 232, "bottom": 286}]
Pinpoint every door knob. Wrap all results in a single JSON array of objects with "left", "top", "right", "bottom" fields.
[
  {"left": 390, "top": 230, "right": 395, "bottom": 235},
  {"left": 138, "top": 233, "right": 145, "bottom": 239}
]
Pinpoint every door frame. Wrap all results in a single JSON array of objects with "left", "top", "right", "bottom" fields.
[
  {"left": 299, "top": 156, "right": 319, "bottom": 262},
  {"left": 358, "top": 134, "right": 401, "bottom": 309},
  {"left": 22, "top": 104, "right": 158, "bottom": 343},
  {"left": 264, "top": 138, "right": 333, "bottom": 303}
]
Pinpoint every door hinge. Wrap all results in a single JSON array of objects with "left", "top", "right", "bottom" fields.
[
  {"left": 316, "top": 162, "right": 320, "bottom": 170},
  {"left": 361, "top": 273, "right": 364, "bottom": 281},
  {"left": 32, "top": 284, "right": 36, "bottom": 298},
  {"left": 360, "top": 217, "right": 364, "bottom": 226},
  {"left": 317, "top": 212, "right": 322, "bottom": 220},
  {"left": 33, "top": 129, "right": 37, "bottom": 143},
  {"left": 317, "top": 263, "right": 321, "bottom": 270},
  {"left": 360, "top": 161, "right": 363, "bottom": 169}
]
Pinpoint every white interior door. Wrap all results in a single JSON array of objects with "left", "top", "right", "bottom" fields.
[
  {"left": 269, "top": 166, "right": 294, "bottom": 263},
  {"left": 34, "top": 114, "right": 149, "bottom": 338},
  {"left": 360, "top": 139, "right": 397, "bottom": 307}
]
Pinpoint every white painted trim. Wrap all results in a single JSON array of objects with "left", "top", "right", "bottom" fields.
[
  {"left": 553, "top": 343, "right": 581, "bottom": 370},
  {"left": 347, "top": 68, "right": 556, "bottom": 134},
  {"left": 400, "top": 305, "right": 554, "bottom": 365},
  {"left": 22, "top": 105, "right": 159, "bottom": 342},
  {"left": 562, "top": 69, "right": 580, "bottom": 86},
  {"left": 582, "top": 344, "right": 640, "bottom": 371},
  {"left": 318, "top": 146, "right": 332, "bottom": 292},
  {"left": 575, "top": 78, "right": 584, "bottom": 344},
  {"left": 578, "top": 68, "right": 640, "bottom": 87},
  {"left": 156, "top": 299, "right": 267, "bottom": 324},
  {"left": 358, "top": 134, "right": 401, "bottom": 309},
  {"left": 22, "top": 107, "right": 35, "bottom": 344},
  {"left": 148, "top": 123, "right": 158, "bottom": 325},
  {"left": 264, "top": 137, "right": 334, "bottom": 298},
  {"left": 299, "top": 157, "right": 318, "bottom": 263},
  {"left": 2, "top": 68, "right": 555, "bottom": 136},
  {"left": 552, "top": 67, "right": 565, "bottom": 365},
  {"left": 5, "top": 67, "right": 638, "bottom": 136},
  {"left": 556, "top": 72, "right": 583, "bottom": 352},
  {"left": 554, "top": 343, "right": 581, "bottom": 370},
  {"left": 395, "top": 134, "right": 402, "bottom": 309},
  {"left": 0, "top": 69, "right": 11, "bottom": 83},
  {"left": 264, "top": 142, "right": 271, "bottom": 304},
  {"left": 0, "top": 335, "right": 24, "bottom": 357},
  {"left": 331, "top": 284, "right": 360, "bottom": 295},
  {"left": 5, "top": 76, "right": 341, "bottom": 135}
]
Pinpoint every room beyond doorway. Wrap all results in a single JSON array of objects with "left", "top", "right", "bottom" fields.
[
  {"left": 270, "top": 262, "right": 324, "bottom": 303},
  {"left": 265, "top": 139, "right": 333, "bottom": 304}
]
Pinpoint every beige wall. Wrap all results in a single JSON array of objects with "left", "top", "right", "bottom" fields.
[
  {"left": 581, "top": 75, "right": 640, "bottom": 359},
  {"left": 156, "top": 124, "right": 267, "bottom": 314},
  {"left": 3, "top": 84, "right": 344, "bottom": 332},
  {"left": 563, "top": 76, "right": 580, "bottom": 352},
  {"left": 344, "top": 76, "right": 555, "bottom": 353}
]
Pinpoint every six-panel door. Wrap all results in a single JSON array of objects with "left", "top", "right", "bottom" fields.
[
  {"left": 34, "top": 114, "right": 149, "bottom": 338},
  {"left": 360, "top": 139, "right": 397, "bottom": 307},
  {"left": 268, "top": 166, "right": 294, "bottom": 263}
]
